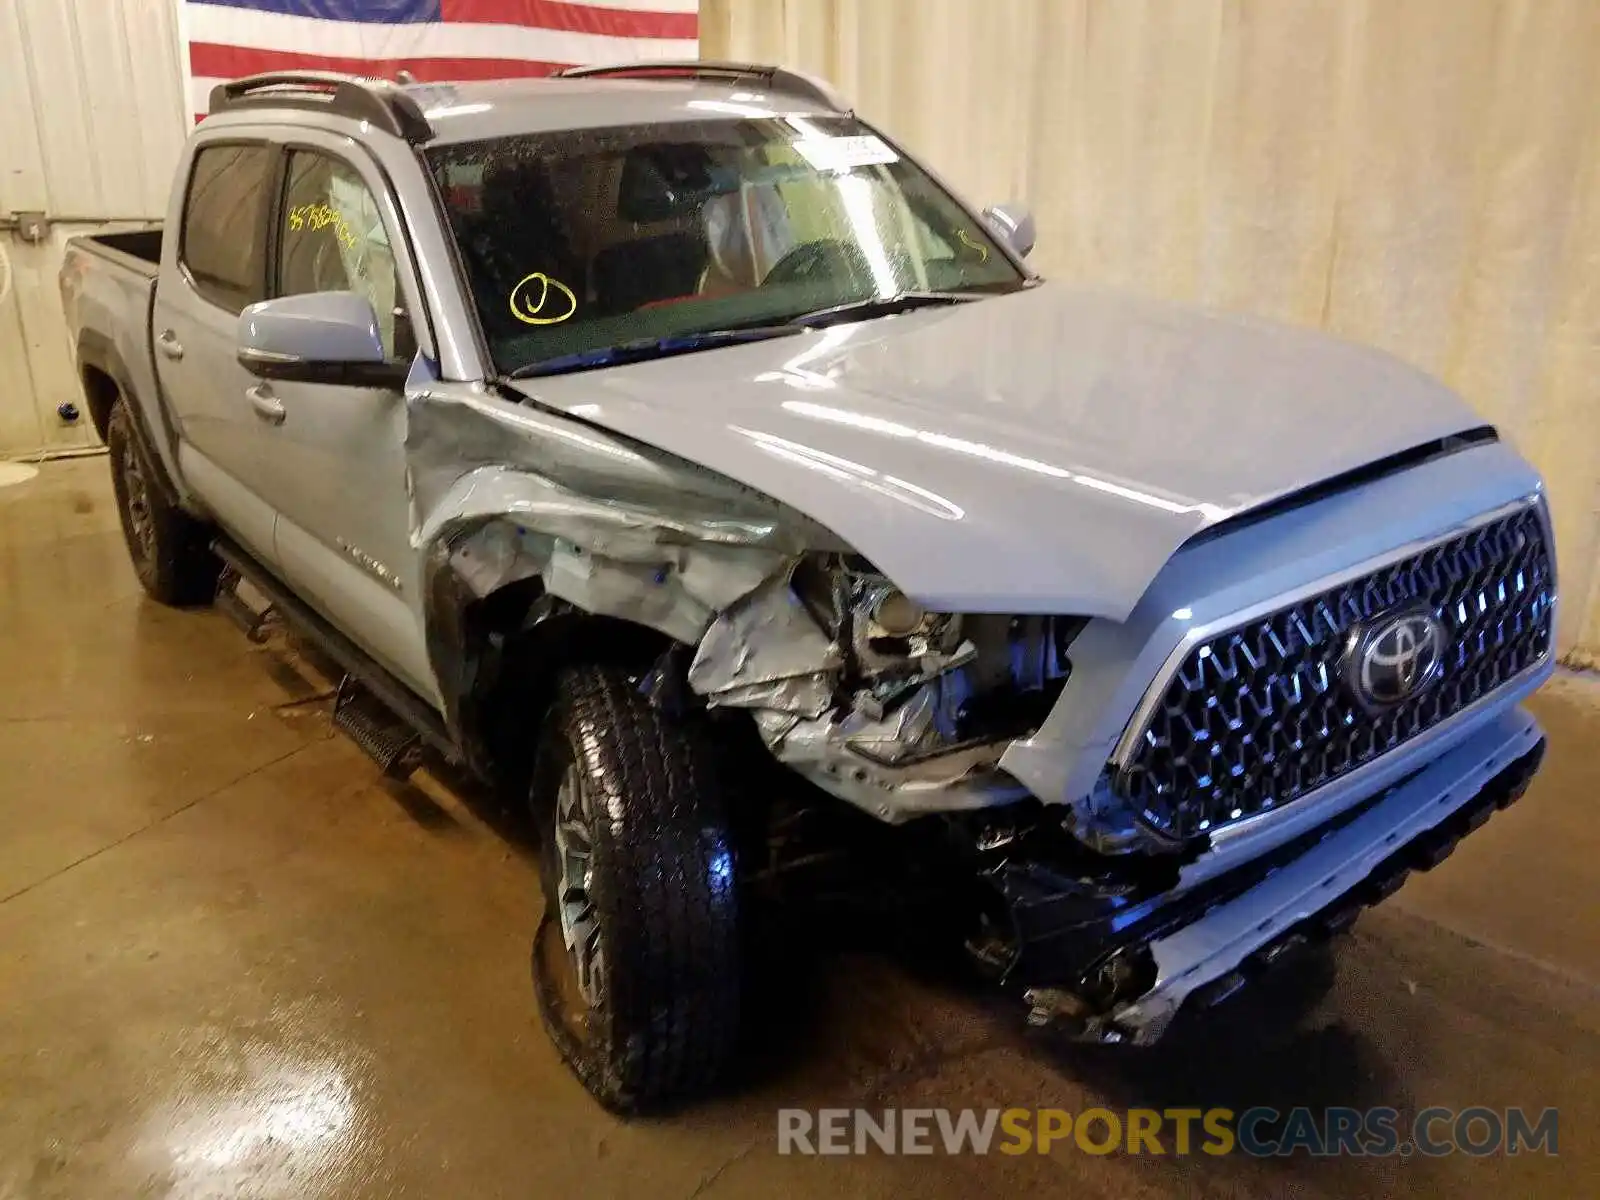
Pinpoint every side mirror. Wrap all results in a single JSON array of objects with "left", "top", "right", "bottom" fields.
[
  {"left": 982, "top": 204, "right": 1037, "bottom": 259},
  {"left": 237, "top": 292, "right": 406, "bottom": 387}
]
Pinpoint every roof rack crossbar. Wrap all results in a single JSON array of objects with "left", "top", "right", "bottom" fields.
[
  {"left": 556, "top": 60, "right": 850, "bottom": 113},
  {"left": 208, "top": 71, "right": 434, "bottom": 143}
]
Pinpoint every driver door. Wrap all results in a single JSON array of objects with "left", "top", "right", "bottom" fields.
[{"left": 257, "top": 141, "right": 439, "bottom": 705}]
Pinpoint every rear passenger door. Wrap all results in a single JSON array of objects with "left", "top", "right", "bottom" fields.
[
  {"left": 258, "top": 143, "right": 439, "bottom": 705},
  {"left": 155, "top": 140, "right": 283, "bottom": 563}
]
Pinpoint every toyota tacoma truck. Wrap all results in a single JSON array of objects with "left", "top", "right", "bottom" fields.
[{"left": 61, "top": 64, "right": 1556, "bottom": 1112}]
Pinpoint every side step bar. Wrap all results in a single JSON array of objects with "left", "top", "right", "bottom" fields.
[
  {"left": 215, "top": 565, "right": 275, "bottom": 644},
  {"left": 212, "top": 537, "right": 458, "bottom": 773},
  {"left": 333, "top": 675, "right": 424, "bottom": 779}
]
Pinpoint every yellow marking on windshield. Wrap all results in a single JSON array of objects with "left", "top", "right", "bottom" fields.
[
  {"left": 955, "top": 228, "right": 989, "bottom": 262},
  {"left": 510, "top": 272, "right": 578, "bottom": 325}
]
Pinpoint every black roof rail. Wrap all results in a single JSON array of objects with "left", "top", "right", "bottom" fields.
[
  {"left": 556, "top": 60, "right": 850, "bottom": 113},
  {"left": 208, "top": 71, "right": 434, "bottom": 143}
]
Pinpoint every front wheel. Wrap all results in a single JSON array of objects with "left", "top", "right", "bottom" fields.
[
  {"left": 106, "top": 402, "right": 218, "bottom": 606},
  {"left": 530, "top": 665, "right": 742, "bottom": 1112}
]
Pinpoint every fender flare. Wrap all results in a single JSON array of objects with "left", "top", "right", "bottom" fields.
[{"left": 74, "top": 331, "right": 182, "bottom": 507}]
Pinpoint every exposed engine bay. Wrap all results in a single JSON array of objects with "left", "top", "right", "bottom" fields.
[{"left": 688, "top": 553, "right": 1084, "bottom": 821}]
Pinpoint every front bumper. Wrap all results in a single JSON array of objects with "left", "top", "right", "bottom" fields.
[{"left": 1021, "top": 704, "right": 1547, "bottom": 1043}]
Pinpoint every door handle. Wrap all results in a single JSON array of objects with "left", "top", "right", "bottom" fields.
[
  {"left": 246, "top": 384, "right": 286, "bottom": 426},
  {"left": 156, "top": 330, "right": 184, "bottom": 361}
]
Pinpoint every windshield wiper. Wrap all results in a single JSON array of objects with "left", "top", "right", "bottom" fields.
[
  {"left": 784, "top": 290, "right": 984, "bottom": 329},
  {"left": 507, "top": 292, "right": 984, "bottom": 379},
  {"left": 508, "top": 325, "right": 799, "bottom": 379}
]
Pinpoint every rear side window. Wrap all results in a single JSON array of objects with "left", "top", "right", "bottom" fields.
[{"left": 180, "top": 143, "right": 275, "bottom": 313}]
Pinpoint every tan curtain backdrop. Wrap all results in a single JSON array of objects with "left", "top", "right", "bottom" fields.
[{"left": 702, "top": 0, "right": 1600, "bottom": 665}]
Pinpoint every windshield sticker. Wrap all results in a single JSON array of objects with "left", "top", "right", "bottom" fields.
[
  {"left": 287, "top": 202, "right": 358, "bottom": 251},
  {"left": 792, "top": 135, "right": 900, "bottom": 172},
  {"left": 510, "top": 272, "right": 578, "bottom": 326},
  {"left": 955, "top": 228, "right": 990, "bottom": 262}
]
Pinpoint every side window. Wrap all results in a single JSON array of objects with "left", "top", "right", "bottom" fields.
[
  {"left": 277, "top": 150, "right": 405, "bottom": 356},
  {"left": 180, "top": 143, "right": 275, "bottom": 313}
]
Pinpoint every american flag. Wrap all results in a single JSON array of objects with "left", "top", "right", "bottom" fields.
[{"left": 182, "top": 0, "right": 700, "bottom": 119}]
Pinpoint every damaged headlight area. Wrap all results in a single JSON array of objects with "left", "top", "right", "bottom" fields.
[{"left": 688, "top": 553, "right": 1085, "bottom": 821}]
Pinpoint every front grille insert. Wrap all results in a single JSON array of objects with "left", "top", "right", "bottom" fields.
[{"left": 1113, "top": 504, "right": 1554, "bottom": 841}]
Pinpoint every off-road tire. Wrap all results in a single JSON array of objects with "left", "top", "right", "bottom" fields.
[
  {"left": 106, "top": 401, "right": 218, "bottom": 606},
  {"left": 530, "top": 665, "right": 741, "bottom": 1113}
]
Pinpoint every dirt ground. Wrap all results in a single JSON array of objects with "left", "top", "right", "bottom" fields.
[{"left": 2, "top": 457, "right": 1595, "bottom": 1198}]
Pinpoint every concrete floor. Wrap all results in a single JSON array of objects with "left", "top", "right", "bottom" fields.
[{"left": 2, "top": 456, "right": 1597, "bottom": 1199}]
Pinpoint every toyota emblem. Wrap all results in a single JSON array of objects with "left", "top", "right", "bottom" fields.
[{"left": 1344, "top": 608, "right": 1448, "bottom": 709}]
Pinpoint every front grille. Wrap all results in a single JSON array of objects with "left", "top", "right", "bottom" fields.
[{"left": 1114, "top": 504, "right": 1554, "bottom": 841}]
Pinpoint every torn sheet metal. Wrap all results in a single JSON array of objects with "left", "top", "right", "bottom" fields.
[
  {"left": 751, "top": 707, "right": 1029, "bottom": 822},
  {"left": 407, "top": 382, "right": 830, "bottom": 644},
  {"left": 688, "top": 561, "right": 1029, "bottom": 822},
  {"left": 687, "top": 567, "right": 840, "bottom": 719},
  {"left": 402, "top": 382, "right": 1037, "bottom": 822}
]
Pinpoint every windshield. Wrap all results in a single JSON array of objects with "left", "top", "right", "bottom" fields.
[{"left": 425, "top": 116, "right": 1027, "bottom": 376}]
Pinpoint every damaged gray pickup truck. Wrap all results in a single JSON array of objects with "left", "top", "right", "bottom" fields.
[{"left": 63, "top": 65, "right": 1556, "bottom": 1112}]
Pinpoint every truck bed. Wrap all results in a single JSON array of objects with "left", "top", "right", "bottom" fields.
[
  {"left": 59, "top": 224, "right": 180, "bottom": 486},
  {"left": 73, "top": 228, "right": 162, "bottom": 276}
]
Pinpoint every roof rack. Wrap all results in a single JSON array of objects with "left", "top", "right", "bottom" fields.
[
  {"left": 208, "top": 71, "right": 434, "bottom": 143},
  {"left": 556, "top": 60, "right": 850, "bottom": 113}
]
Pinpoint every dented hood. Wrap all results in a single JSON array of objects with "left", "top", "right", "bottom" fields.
[{"left": 510, "top": 283, "right": 1487, "bottom": 619}]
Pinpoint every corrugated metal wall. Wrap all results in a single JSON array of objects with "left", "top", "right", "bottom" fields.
[
  {"left": 0, "top": 0, "right": 189, "bottom": 456},
  {"left": 703, "top": 0, "right": 1600, "bottom": 663}
]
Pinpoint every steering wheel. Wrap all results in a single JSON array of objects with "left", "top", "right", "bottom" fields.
[{"left": 765, "top": 238, "right": 872, "bottom": 286}]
